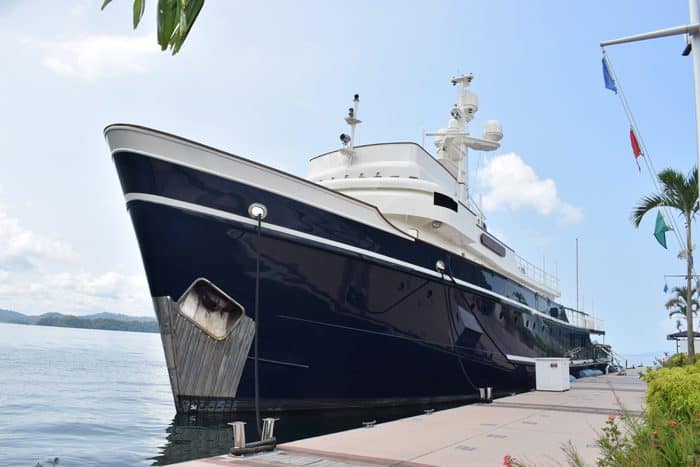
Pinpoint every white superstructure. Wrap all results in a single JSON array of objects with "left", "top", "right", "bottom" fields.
[{"left": 309, "top": 75, "right": 560, "bottom": 299}]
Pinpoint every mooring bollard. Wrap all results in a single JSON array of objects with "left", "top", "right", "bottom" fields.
[
  {"left": 479, "top": 387, "right": 493, "bottom": 402},
  {"left": 261, "top": 417, "right": 279, "bottom": 441},
  {"left": 228, "top": 421, "right": 246, "bottom": 449}
]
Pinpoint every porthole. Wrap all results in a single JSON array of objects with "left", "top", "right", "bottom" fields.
[{"left": 426, "top": 290, "right": 433, "bottom": 298}]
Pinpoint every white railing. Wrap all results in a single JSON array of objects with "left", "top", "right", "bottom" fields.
[
  {"left": 564, "top": 308, "right": 605, "bottom": 332},
  {"left": 514, "top": 254, "right": 560, "bottom": 292},
  {"left": 465, "top": 196, "right": 486, "bottom": 227}
]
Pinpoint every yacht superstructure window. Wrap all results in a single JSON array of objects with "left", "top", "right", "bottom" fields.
[{"left": 433, "top": 192, "right": 458, "bottom": 212}]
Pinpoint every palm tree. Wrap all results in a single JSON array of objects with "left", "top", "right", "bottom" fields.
[
  {"left": 665, "top": 285, "right": 698, "bottom": 319},
  {"left": 101, "top": 0, "right": 205, "bottom": 54},
  {"left": 632, "top": 167, "right": 698, "bottom": 360}
]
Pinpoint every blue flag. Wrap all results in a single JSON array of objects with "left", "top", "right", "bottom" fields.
[
  {"left": 664, "top": 283, "right": 668, "bottom": 293},
  {"left": 602, "top": 57, "right": 617, "bottom": 93}
]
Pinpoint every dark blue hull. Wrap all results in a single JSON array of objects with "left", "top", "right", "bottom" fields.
[{"left": 112, "top": 147, "right": 603, "bottom": 412}]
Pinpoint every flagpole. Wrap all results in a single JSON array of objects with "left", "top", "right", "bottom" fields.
[
  {"left": 601, "top": 2, "right": 700, "bottom": 360},
  {"left": 600, "top": 0, "right": 700, "bottom": 199},
  {"left": 690, "top": 0, "right": 700, "bottom": 198},
  {"left": 576, "top": 237, "right": 580, "bottom": 311}
]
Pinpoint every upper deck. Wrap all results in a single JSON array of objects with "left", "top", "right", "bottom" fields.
[{"left": 309, "top": 142, "right": 562, "bottom": 299}]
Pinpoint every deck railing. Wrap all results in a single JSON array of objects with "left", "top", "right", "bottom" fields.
[
  {"left": 514, "top": 254, "right": 560, "bottom": 292},
  {"left": 564, "top": 307, "right": 605, "bottom": 332}
]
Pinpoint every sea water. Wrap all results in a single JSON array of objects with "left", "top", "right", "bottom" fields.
[{"left": 0, "top": 322, "right": 446, "bottom": 466}]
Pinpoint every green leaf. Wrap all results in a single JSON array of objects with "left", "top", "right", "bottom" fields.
[
  {"left": 172, "top": 0, "right": 204, "bottom": 54},
  {"left": 133, "top": 0, "right": 146, "bottom": 29},
  {"left": 157, "top": 0, "right": 179, "bottom": 51},
  {"left": 102, "top": 0, "right": 204, "bottom": 54}
]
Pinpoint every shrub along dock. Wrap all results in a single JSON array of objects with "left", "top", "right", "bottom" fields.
[{"left": 167, "top": 371, "right": 647, "bottom": 467}]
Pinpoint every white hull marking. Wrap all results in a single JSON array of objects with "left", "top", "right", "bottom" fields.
[{"left": 125, "top": 192, "right": 594, "bottom": 332}]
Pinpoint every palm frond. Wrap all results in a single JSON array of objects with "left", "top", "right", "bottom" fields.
[
  {"left": 665, "top": 285, "right": 699, "bottom": 318},
  {"left": 631, "top": 193, "right": 667, "bottom": 227},
  {"left": 102, "top": 0, "right": 205, "bottom": 55}
]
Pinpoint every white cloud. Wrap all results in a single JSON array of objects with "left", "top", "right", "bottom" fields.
[
  {"left": 0, "top": 201, "right": 77, "bottom": 266},
  {"left": 69, "top": 0, "right": 91, "bottom": 17},
  {"left": 46, "top": 271, "right": 150, "bottom": 312},
  {"left": 476, "top": 153, "right": 583, "bottom": 224},
  {"left": 39, "top": 34, "right": 156, "bottom": 80},
  {"left": 0, "top": 270, "right": 152, "bottom": 317},
  {"left": 0, "top": 195, "right": 151, "bottom": 316}
]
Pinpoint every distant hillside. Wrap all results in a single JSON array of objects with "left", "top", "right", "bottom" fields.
[
  {"left": 0, "top": 309, "right": 33, "bottom": 324},
  {"left": 0, "top": 309, "right": 158, "bottom": 333},
  {"left": 82, "top": 312, "right": 155, "bottom": 322}
]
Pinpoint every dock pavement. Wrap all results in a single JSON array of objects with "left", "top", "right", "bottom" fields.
[{"left": 167, "top": 370, "right": 647, "bottom": 467}]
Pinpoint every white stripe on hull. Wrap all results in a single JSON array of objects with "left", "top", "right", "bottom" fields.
[
  {"left": 106, "top": 126, "right": 413, "bottom": 240},
  {"left": 506, "top": 354, "right": 536, "bottom": 364},
  {"left": 125, "top": 192, "right": 594, "bottom": 332}
]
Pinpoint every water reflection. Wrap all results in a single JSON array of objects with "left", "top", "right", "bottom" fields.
[{"left": 151, "top": 401, "right": 468, "bottom": 466}]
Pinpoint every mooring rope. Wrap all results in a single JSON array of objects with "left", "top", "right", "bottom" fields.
[
  {"left": 444, "top": 264, "right": 512, "bottom": 364},
  {"left": 439, "top": 262, "right": 489, "bottom": 392}
]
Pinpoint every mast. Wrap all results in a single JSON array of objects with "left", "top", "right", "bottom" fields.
[
  {"left": 576, "top": 237, "right": 580, "bottom": 311},
  {"left": 339, "top": 94, "right": 362, "bottom": 156},
  {"left": 424, "top": 74, "right": 503, "bottom": 216}
]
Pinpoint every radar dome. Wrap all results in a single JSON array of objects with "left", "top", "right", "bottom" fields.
[{"left": 483, "top": 120, "right": 503, "bottom": 142}]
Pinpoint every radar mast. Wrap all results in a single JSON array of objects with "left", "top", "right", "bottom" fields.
[{"left": 426, "top": 74, "right": 503, "bottom": 218}]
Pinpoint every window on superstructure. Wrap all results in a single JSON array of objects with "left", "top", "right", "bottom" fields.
[{"left": 433, "top": 192, "right": 458, "bottom": 212}]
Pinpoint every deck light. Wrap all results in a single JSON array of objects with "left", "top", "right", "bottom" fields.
[{"left": 248, "top": 203, "right": 267, "bottom": 220}]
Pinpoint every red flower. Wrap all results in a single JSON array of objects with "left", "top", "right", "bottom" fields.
[
  {"left": 503, "top": 455, "right": 513, "bottom": 467},
  {"left": 608, "top": 415, "right": 616, "bottom": 421}
]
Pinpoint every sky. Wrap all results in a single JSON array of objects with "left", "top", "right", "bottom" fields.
[{"left": 0, "top": 1, "right": 697, "bottom": 356}]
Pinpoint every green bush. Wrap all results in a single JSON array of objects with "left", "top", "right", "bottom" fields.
[
  {"left": 660, "top": 352, "right": 690, "bottom": 368},
  {"left": 510, "top": 362, "right": 700, "bottom": 466},
  {"left": 644, "top": 360, "right": 700, "bottom": 423},
  {"left": 591, "top": 361, "right": 700, "bottom": 466}
]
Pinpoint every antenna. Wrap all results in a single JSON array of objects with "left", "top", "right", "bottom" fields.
[
  {"left": 576, "top": 237, "right": 580, "bottom": 311},
  {"left": 424, "top": 74, "right": 502, "bottom": 206},
  {"left": 340, "top": 94, "right": 362, "bottom": 153}
]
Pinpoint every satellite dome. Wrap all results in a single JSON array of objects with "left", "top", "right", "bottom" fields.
[{"left": 483, "top": 120, "right": 503, "bottom": 142}]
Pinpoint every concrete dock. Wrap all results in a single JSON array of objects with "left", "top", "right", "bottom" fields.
[{"left": 167, "top": 371, "right": 646, "bottom": 467}]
